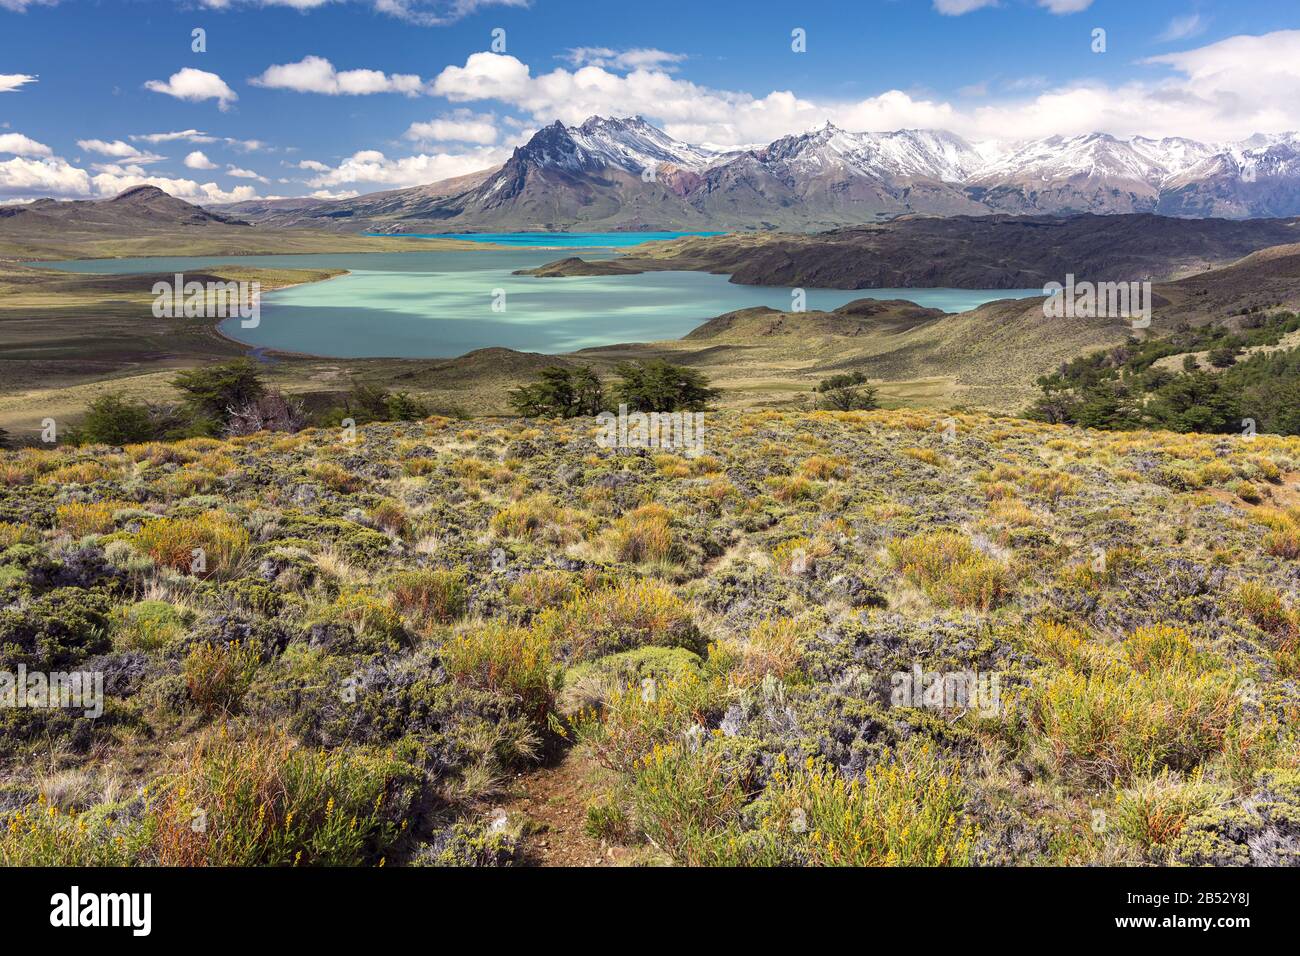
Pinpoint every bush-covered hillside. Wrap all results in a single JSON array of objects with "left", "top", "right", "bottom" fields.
[{"left": 2, "top": 410, "right": 1299, "bottom": 866}]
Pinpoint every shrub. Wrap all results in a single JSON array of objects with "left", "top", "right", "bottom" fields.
[
  {"left": 761, "top": 745, "right": 977, "bottom": 866},
  {"left": 611, "top": 503, "right": 676, "bottom": 564},
  {"left": 183, "top": 640, "right": 261, "bottom": 716},
  {"left": 1028, "top": 641, "right": 1240, "bottom": 785},
  {"left": 112, "top": 600, "right": 188, "bottom": 652},
  {"left": 0, "top": 522, "right": 37, "bottom": 548},
  {"left": 888, "top": 531, "right": 1011, "bottom": 610},
  {"left": 442, "top": 621, "right": 554, "bottom": 724},
  {"left": 489, "top": 495, "right": 586, "bottom": 544},
  {"left": 1114, "top": 773, "right": 1225, "bottom": 854},
  {"left": 0, "top": 588, "right": 111, "bottom": 669},
  {"left": 322, "top": 591, "right": 407, "bottom": 652},
  {"left": 0, "top": 798, "right": 154, "bottom": 865},
  {"left": 75, "top": 393, "right": 157, "bottom": 445},
  {"left": 131, "top": 511, "right": 249, "bottom": 577},
  {"left": 629, "top": 741, "right": 753, "bottom": 865},
  {"left": 55, "top": 501, "right": 127, "bottom": 536},
  {"left": 153, "top": 729, "right": 414, "bottom": 866},
  {"left": 533, "top": 579, "right": 704, "bottom": 663},
  {"left": 388, "top": 569, "right": 467, "bottom": 628},
  {"left": 732, "top": 617, "right": 805, "bottom": 685},
  {"left": 576, "top": 669, "right": 727, "bottom": 774},
  {"left": 508, "top": 570, "right": 579, "bottom": 611}
]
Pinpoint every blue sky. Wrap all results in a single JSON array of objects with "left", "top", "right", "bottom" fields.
[{"left": 2, "top": 0, "right": 1299, "bottom": 203}]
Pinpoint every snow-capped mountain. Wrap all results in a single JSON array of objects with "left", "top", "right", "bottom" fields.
[{"left": 219, "top": 117, "right": 1300, "bottom": 231}]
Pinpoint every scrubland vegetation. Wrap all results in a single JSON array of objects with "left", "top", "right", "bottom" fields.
[{"left": 3, "top": 405, "right": 1300, "bottom": 866}]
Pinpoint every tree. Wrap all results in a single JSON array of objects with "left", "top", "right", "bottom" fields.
[
  {"left": 328, "top": 381, "right": 429, "bottom": 425},
  {"left": 1208, "top": 346, "right": 1240, "bottom": 369},
  {"left": 611, "top": 360, "right": 718, "bottom": 412},
  {"left": 171, "top": 359, "right": 265, "bottom": 431},
  {"left": 227, "top": 391, "right": 307, "bottom": 436},
  {"left": 1145, "top": 372, "right": 1241, "bottom": 433},
  {"left": 75, "top": 393, "right": 156, "bottom": 445},
  {"left": 509, "top": 365, "right": 604, "bottom": 418},
  {"left": 814, "top": 371, "right": 878, "bottom": 411}
]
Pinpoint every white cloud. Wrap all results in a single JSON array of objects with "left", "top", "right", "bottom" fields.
[
  {"left": 224, "top": 138, "right": 269, "bottom": 152},
  {"left": 91, "top": 168, "right": 260, "bottom": 204},
  {"left": 307, "top": 145, "right": 509, "bottom": 189},
  {"left": 309, "top": 188, "right": 359, "bottom": 199},
  {"left": 250, "top": 55, "right": 423, "bottom": 95},
  {"left": 0, "top": 133, "right": 51, "bottom": 156},
  {"left": 427, "top": 32, "right": 1300, "bottom": 149},
  {"left": 562, "top": 48, "right": 687, "bottom": 72},
  {"left": 1158, "top": 13, "right": 1207, "bottom": 43},
  {"left": 132, "top": 129, "right": 217, "bottom": 144},
  {"left": 184, "top": 150, "right": 218, "bottom": 170},
  {"left": 1037, "top": 0, "right": 1092, "bottom": 12},
  {"left": 933, "top": 0, "right": 998, "bottom": 14},
  {"left": 0, "top": 156, "right": 92, "bottom": 198},
  {"left": 0, "top": 0, "right": 53, "bottom": 12},
  {"left": 404, "top": 110, "right": 498, "bottom": 144},
  {"left": 144, "top": 68, "right": 238, "bottom": 110},
  {"left": 296, "top": 159, "right": 330, "bottom": 172},
  {"left": 0, "top": 73, "right": 38, "bottom": 93},
  {"left": 76, "top": 139, "right": 164, "bottom": 163},
  {"left": 226, "top": 165, "right": 269, "bottom": 182}
]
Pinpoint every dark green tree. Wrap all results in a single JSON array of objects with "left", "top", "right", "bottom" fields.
[
  {"left": 171, "top": 359, "right": 265, "bottom": 431},
  {"left": 75, "top": 393, "right": 156, "bottom": 445},
  {"left": 610, "top": 360, "right": 718, "bottom": 412},
  {"left": 509, "top": 365, "right": 605, "bottom": 418},
  {"left": 814, "top": 371, "right": 879, "bottom": 411}
]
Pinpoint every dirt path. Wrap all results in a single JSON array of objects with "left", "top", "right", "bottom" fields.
[{"left": 503, "top": 751, "right": 628, "bottom": 867}]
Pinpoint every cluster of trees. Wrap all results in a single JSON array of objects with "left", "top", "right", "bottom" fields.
[
  {"left": 70, "top": 359, "right": 431, "bottom": 446},
  {"left": 508, "top": 360, "right": 719, "bottom": 417},
  {"left": 1025, "top": 311, "right": 1300, "bottom": 435}
]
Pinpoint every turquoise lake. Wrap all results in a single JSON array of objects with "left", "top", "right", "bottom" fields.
[
  {"left": 42, "top": 237, "right": 1043, "bottom": 358},
  {"left": 362, "top": 231, "right": 725, "bottom": 247}
]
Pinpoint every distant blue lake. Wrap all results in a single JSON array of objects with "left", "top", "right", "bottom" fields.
[
  {"left": 40, "top": 239, "right": 1043, "bottom": 358},
  {"left": 363, "top": 231, "right": 725, "bottom": 248}
]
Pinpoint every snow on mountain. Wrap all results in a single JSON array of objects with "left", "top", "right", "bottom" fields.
[{"left": 566, "top": 115, "right": 717, "bottom": 173}]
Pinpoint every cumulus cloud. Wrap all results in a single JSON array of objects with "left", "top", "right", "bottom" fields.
[
  {"left": 0, "top": 73, "right": 38, "bottom": 93},
  {"left": 426, "top": 32, "right": 1300, "bottom": 149},
  {"left": 144, "top": 68, "right": 238, "bottom": 110},
  {"left": 0, "top": 156, "right": 92, "bottom": 198},
  {"left": 404, "top": 110, "right": 499, "bottom": 144},
  {"left": 76, "top": 139, "right": 164, "bottom": 163},
  {"left": 226, "top": 165, "right": 269, "bottom": 182},
  {"left": 0, "top": 133, "right": 51, "bottom": 156},
  {"left": 296, "top": 159, "right": 330, "bottom": 172},
  {"left": 250, "top": 55, "right": 423, "bottom": 95},
  {"left": 306, "top": 145, "right": 509, "bottom": 189},
  {"left": 561, "top": 48, "right": 687, "bottom": 72},
  {"left": 184, "top": 150, "right": 218, "bottom": 170}
]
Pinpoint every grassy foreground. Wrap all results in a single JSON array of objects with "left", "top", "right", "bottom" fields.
[{"left": 2, "top": 409, "right": 1299, "bottom": 866}]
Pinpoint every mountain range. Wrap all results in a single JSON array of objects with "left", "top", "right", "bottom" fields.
[{"left": 218, "top": 116, "right": 1300, "bottom": 231}]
